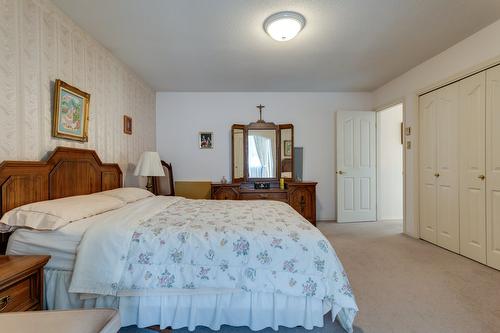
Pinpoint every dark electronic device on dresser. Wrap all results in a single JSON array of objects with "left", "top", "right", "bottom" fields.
[
  {"left": 211, "top": 107, "right": 317, "bottom": 225},
  {"left": 254, "top": 182, "right": 271, "bottom": 189}
]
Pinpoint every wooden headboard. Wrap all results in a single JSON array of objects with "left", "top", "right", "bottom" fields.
[{"left": 0, "top": 146, "right": 122, "bottom": 218}]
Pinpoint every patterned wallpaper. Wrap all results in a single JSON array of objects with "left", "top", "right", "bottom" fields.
[{"left": 0, "top": 0, "right": 156, "bottom": 185}]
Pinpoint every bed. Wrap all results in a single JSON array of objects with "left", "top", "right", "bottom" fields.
[{"left": 0, "top": 147, "right": 358, "bottom": 332}]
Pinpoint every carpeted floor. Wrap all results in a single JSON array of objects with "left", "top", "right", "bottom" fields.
[
  {"left": 120, "top": 220, "right": 500, "bottom": 333},
  {"left": 321, "top": 220, "right": 500, "bottom": 333}
]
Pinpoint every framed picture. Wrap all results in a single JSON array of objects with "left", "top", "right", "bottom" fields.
[
  {"left": 284, "top": 140, "right": 292, "bottom": 156},
  {"left": 199, "top": 132, "right": 214, "bottom": 149},
  {"left": 124, "top": 115, "right": 132, "bottom": 135},
  {"left": 52, "top": 79, "right": 90, "bottom": 142}
]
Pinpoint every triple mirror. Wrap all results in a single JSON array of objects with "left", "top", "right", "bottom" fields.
[{"left": 232, "top": 122, "right": 294, "bottom": 182}]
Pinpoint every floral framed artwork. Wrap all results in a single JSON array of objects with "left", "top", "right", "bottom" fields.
[
  {"left": 199, "top": 132, "right": 214, "bottom": 149},
  {"left": 52, "top": 79, "right": 90, "bottom": 142},
  {"left": 124, "top": 115, "right": 132, "bottom": 135}
]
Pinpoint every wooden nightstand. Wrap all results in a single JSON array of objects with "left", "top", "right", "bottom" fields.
[{"left": 0, "top": 255, "right": 50, "bottom": 312}]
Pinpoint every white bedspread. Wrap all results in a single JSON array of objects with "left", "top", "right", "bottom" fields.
[
  {"left": 69, "top": 196, "right": 358, "bottom": 331},
  {"left": 5, "top": 198, "right": 167, "bottom": 270}
]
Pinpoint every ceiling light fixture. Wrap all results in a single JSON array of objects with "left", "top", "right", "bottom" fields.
[{"left": 264, "top": 11, "right": 306, "bottom": 42}]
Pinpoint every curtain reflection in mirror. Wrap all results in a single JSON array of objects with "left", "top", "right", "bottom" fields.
[{"left": 248, "top": 135, "right": 274, "bottom": 178}]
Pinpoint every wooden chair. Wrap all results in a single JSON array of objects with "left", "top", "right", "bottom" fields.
[{"left": 153, "top": 160, "right": 175, "bottom": 196}]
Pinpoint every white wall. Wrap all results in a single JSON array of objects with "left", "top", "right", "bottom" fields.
[
  {"left": 0, "top": 0, "right": 156, "bottom": 186},
  {"left": 156, "top": 92, "right": 373, "bottom": 221},
  {"left": 373, "top": 18, "right": 500, "bottom": 237},
  {"left": 377, "top": 104, "right": 403, "bottom": 221}
]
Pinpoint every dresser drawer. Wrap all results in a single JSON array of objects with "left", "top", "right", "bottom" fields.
[
  {"left": 239, "top": 192, "right": 288, "bottom": 202},
  {"left": 0, "top": 275, "right": 38, "bottom": 312}
]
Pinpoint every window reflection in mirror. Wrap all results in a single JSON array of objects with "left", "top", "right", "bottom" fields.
[
  {"left": 233, "top": 128, "right": 244, "bottom": 179},
  {"left": 248, "top": 129, "right": 276, "bottom": 178},
  {"left": 281, "top": 128, "right": 293, "bottom": 178}
]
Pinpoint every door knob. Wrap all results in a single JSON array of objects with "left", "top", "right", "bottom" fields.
[
  {"left": 337, "top": 170, "right": 344, "bottom": 175},
  {"left": 434, "top": 173, "right": 440, "bottom": 177},
  {"left": 478, "top": 174, "right": 485, "bottom": 180}
]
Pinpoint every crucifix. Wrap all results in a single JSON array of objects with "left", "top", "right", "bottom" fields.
[{"left": 256, "top": 104, "right": 265, "bottom": 122}]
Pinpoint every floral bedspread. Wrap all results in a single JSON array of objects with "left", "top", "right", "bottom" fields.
[{"left": 69, "top": 197, "right": 357, "bottom": 330}]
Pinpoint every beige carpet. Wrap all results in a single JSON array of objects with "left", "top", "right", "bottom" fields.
[{"left": 319, "top": 220, "right": 500, "bottom": 333}]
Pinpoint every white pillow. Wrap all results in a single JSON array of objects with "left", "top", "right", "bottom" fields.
[
  {"left": 0, "top": 194, "right": 125, "bottom": 231},
  {"left": 99, "top": 187, "right": 154, "bottom": 203}
]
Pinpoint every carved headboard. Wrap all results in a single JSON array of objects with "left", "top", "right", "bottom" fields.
[{"left": 0, "top": 146, "right": 122, "bottom": 218}]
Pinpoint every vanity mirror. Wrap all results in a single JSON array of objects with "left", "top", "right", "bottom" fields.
[
  {"left": 215, "top": 106, "right": 316, "bottom": 225},
  {"left": 231, "top": 121, "right": 293, "bottom": 183}
]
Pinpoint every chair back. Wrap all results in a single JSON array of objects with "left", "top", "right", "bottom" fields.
[{"left": 153, "top": 161, "right": 175, "bottom": 196}]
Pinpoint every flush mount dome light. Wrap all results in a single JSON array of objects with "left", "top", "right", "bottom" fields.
[{"left": 264, "top": 11, "right": 306, "bottom": 42}]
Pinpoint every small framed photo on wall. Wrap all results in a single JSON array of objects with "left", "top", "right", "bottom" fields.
[
  {"left": 199, "top": 132, "right": 214, "bottom": 149},
  {"left": 124, "top": 115, "right": 132, "bottom": 135}
]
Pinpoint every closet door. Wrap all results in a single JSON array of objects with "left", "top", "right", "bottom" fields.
[
  {"left": 419, "top": 90, "right": 438, "bottom": 243},
  {"left": 486, "top": 66, "right": 500, "bottom": 269},
  {"left": 436, "top": 83, "right": 460, "bottom": 252},
  {"left": 459, "top": 72, "right": 486, "bottom": 263}
]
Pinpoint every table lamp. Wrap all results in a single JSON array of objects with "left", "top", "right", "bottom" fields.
[{"left": 134, "top": 151, "right": 165, "bottom": 192}]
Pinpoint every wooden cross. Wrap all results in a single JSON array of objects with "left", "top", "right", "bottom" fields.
[{"left": 256, "top": 104, "right": 265, "bottom": 122}]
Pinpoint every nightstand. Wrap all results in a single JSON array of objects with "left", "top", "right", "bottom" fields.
[{"left": 0, "top": 255, "right": 50, "bottom": 312}]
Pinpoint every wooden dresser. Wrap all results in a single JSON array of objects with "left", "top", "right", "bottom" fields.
[
  {"left": 211, "top": 182, "right": 317, "bottom": 225},
  {"left": 0, "top": 255, "right": 50, "bottom": 312}
]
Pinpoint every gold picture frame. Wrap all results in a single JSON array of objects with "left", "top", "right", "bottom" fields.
[{"left": 52, "top": 79, "right": 90, "bottom": 142}]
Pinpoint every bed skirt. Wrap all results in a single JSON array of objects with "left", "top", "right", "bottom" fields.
[{"left": 44, "top": 269, "right": 350, "bottom": 332}]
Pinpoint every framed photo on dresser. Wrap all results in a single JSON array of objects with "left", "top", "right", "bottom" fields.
[{"left": 52, "top": 79, "right": 90, "bottom": 142}]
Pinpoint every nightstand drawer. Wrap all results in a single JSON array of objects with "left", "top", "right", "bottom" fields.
[
  {"left": 0, "top": 275, "right": 38, "bottom": 312},
  {"left": 0, "top": 255, "right": 50, "bottom": 313}
]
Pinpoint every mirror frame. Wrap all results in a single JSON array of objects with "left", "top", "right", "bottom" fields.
[
  {"left": 244, "top": 121, "right": 280, "bottom": 182},
  {"left": 231, "top": 124, "right": 245, "bottom": 183},
  {"left": 279, "top": 124, "right": 294, "bottom": 181}
]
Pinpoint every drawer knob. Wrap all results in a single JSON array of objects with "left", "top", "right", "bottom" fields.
[{"left": 0, "top": 295, "right": 10, "bottom": 312}]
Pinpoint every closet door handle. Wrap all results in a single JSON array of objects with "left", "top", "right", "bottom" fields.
[
  {"left": 478, "top": 175, "right": 485, "bottom": 180},
  {"left": 434, "top": 173, "right": 440, "bottom": 178}
]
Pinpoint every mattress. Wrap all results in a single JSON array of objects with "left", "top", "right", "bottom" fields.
[{"left": 6, "top": 197, "right": 160, "bottom": 270}]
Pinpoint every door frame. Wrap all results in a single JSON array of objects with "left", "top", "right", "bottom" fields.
[{"left": 375, "top": 100, "right": 407, "bottom": 233}]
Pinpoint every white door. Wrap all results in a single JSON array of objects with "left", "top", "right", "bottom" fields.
[
  {"left": 486, "top": 65, "right": 500, "bottom": 269},
  {"left": 336, "top": 111, "right": 376, "bottom": 222},
  {"left": 419, "top": 90, "right": 438, "bottom": 243},
  {"left": 436, "top": 83, "right": 460, "bottom": 252},
  {"left": 459, "top": 72, "right": 487, "bottom": 264}
]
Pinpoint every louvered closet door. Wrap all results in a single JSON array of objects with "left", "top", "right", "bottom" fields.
[
  {"left": 419, "top": 91, "right": 438, "bottom": 243},
  {"left": 436, "top": 83, "right": 460, "bottom": 252},
  {"left": 459, "top": 72, "right": 487, "bottom": 264},
  {"left": 486, "top": 66, "right": 500, "bottom": 269}
]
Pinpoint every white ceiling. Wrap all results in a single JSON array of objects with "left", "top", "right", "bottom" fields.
[{"left": 52, "top": 0, "right": 500, "bottom": 92}]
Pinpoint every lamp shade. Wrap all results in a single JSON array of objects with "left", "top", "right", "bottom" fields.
[{"left": 134, "top": 151, "right": 165, "bottom": 177}]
